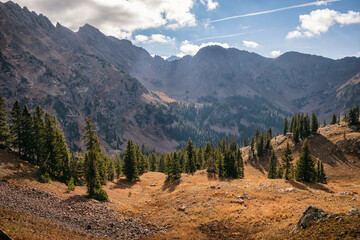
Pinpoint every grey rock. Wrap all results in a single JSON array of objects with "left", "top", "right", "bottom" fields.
[
  {"left": 349, "top": 208, "right": 360, "bottom": 215},
  {"left": 295, "top": 206, "right": 330, "bottom": 230}
]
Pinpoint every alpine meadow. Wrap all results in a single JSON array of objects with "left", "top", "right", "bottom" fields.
[{"left": 0, "top": 0, "right": 360, "bottom": 239}]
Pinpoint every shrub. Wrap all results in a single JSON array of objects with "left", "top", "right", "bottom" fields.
[
  {"left": 66, "top": 177, "right": 75, "bottom": 193},
  {"left": 38, "top": 172, "right": 51, "bottom": 183},
  {"left": 93, "top": 188, "right": 109, "bottom": 201}
]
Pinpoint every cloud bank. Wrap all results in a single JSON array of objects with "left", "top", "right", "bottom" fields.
[
  {"left": 287, "top": 8, "right": 360, "bottom": 39},
  {"left": 177, "top": 41, "right": 230, "bottom": 57},
  {"left": 242, "top": 40, "right": 259, "bottom": 48}
]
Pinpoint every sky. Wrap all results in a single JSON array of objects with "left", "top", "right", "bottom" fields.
[{"left": 4, "top": 0, "right": 360, "bottom": 59}]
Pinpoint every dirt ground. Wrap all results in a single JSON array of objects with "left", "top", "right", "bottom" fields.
[{"left": 0, "top": 123, "right": 359, "bottom": 239}]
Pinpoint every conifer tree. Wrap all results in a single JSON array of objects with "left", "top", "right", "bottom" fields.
[
  {"left": 330, "top": 113, "right": 337, "bottom": 125},
  {"left": 82, "top": 116, "right": 101, "bottom": 153},
  {"left": 264, "top": 128, "right": 272, "bottom": 150},
  {"left": 53, "top": 118, "right": 70, "bottom": 179},
  {"left": 0, "top": 96, "right": 9, "bottom": 148},
  {"left": 32, "top": 105, "right": 45, "bottom": 164},
  {"left": 114, "top": 153, "right": 122, "bottom": 178},
  {"left": 149, "top": 153, "right": 158, "bottom": 172},
  {"left": 20, "top": 105, "right": 33, "bottom": 160},
  {"left": 318, "top": 160, "right": 327, "bottom": 184},
  {"left": 268, "top": 150, "right": 277, "bottom": 179},
  {"left": 293, "top": 125, "right": 300, "bottom": 144},
  {"left": 166, "top": 152, "right": 181, "bottom": 181},
  {"left": 323, "top": 119, "right": 326, "bottom": 127},
  {"left": 229, "top": 138, "right": 237, "bottom": 153},
  {"left": 158, "top": 154, "right": 166, "bottom": 173},
  {"left": 107, "top": 157, "right": 115, "bottom": 181},
  {"left": 185, "top": 138, "right": 196, "bottom": 173},
  {"left": 197, "top": 147, "right": 204, "bottom": 170},
  {"left": 85, "top": 150, "right": 100, "bottom": 196},
  {"left": 304, "top": 113, "right": 311, "bottom": 137},
  {"left": 237, "top": 149, "right": 244, "bottom": 179},
  {"left": 256, "top": 132, "right": 264, "bottom": 157},
  {"left": 281, "top": 142, "right": 294, "bottom": 180},
  {"left": 136, "top": 145, "right": 148, "bottom": 174},
  {"left": 123, "top": 139, "right": 139, "bottom": 182},
  {"left": 295, "top": 139, "right": 316, "bottom": 182},
  {"left": 348, "top": 104, "right": 359, "bottom": 125},
  {"left": 310, "top": 112, "right": 318, "bottom": 134},
  {"left": 216, "top": 150, "right": 224, "bottom": 177},
  {"left": 9, "top": 100, "right": 22, "bottom": 153},
  {"left": 283, "top": 117, "right": 288, "bottom": 136},
  {"left": 290, "top": 115, "right": 295, "bottom": 133},
  {"left": 224, "top": 149, "right": 238, "bottom": 178},
  {"left": 337, "top": 115, "right": 340, "bottom": 124}
]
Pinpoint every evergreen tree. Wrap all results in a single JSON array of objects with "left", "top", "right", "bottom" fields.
[
  {"left": 136, "top": 145, "right": 148, "bottom": 174},
  {"left": 197, "top": 147, "right": 204, "bottom": 170},
  {"left": 268, "top": 150, "right": 277, "bottom": 179},
  {"left": 337, "top": 115, "right": 340, "bottom": 124},
  {"left": 107, "top": 158, "right": 115, "bottom": 181},
  {"left": 0, "top": 95, "right": 9, "bottom": 148},
  {"left": 348, "top": 104, "right": 359, "bottom": 125},
  {"left": 289, "top": 115, "right": 295, "bottom": 133},
  {"left": 256, "top": 132, "right": 264, "bottom": 157},
  {"left": 281, "top": 142, "right": 294, "bottom": 180},
  {"left": 166, "top": 152, "right": 181, "bottom": 181},
  {"left": 20, "top": 105, "right": 33, "bottom": 160},
  {"left": 85, "top": 150, "right": 100, "bottom": 196},
  {"left": 295, "top": 139, "right": 316, "bottom": 182},
  {"left": 229, "top": 138, "right": 237, "bottom": 152},
  {"left": 310, "top": 112, "right": 318, "bottom": 134},
  {"left": 54, "top": 118, "right": 70, "bottom": 180},
  {"left": 149, "top": 153, "right": 158, "bottom": 172},
  {"left": 323, "top": 119, "right": 326, "bottom": 127},
  {"left": 82, "top": 116, "right": 101, "bottom": 153},
  {"left": 318, "top": 160, "right": 327, "bottom": 184},
  {"left": 43, "top": 113, "right": 57, "bottom": 175},
  {"left": 9, "top": 100, "right": 22, "bottom": 153},
  {"left": 158, "top": 154, "right": 166, "bottom": 173},
  {"left": 330, "top": 113, "right": 337, "bottom": 125},
  {"left": 123, "top": 139, "right": 139, "bottom": 182},
  {"left": 32, "top": 105, "right": 45, "bottom": 164},
  {"left": 250, "top": 136, "right": 255, "bottom": 159},
  {"left": 237, "top": 149, "right": 244, "bottom": 179},
  {"left": 304, "top": 113, "right": 311, "bottom": 138},
  {"left": 293, "top": 125, "right": 300, "bottom": 144},
  {"left": 224, "top": 149, "right": 238, "bottom": 178},
  {"left": 114, "top": 153, "right": 122, "bottom": 178},
  {"left": 185, "top": 138, "right": 196, "bottom": 173},
  {"left": 264, "top": 128, "right": 272, "bottom": 150},
  {"left": 283, "top": 117, "right": 288, "bottom": 136},
  {"left": 216, "top": 150, "right": 224, "bottom": 177}
]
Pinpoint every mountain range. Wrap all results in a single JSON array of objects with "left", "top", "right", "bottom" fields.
[{"left": 0, "top": 1, "right": 359, "bottom": 152}]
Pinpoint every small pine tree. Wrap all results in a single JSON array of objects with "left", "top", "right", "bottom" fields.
[
  {"left": 310, "top": 112, "right": 318, "bottom": 134},
  {"left": 197, "top": 147, "right": 205, "bottom": 170},
  {"left": 268, "top": 150, "right": 277, "bottom": 179},
  {"left": 149, "top": 153, "right": 158, "bottom": 172},
  {"left": 348, "top": 104, "right": 359, "bottom": 126},
  {"left": 166, "top": 152, "right": 181, "bottom": 181},
  {"left": 123, "top": 139, "right": 139, "bottom": 182},
  {"left": 67, "top": 176, "right": 75, "bottom": 192},
  {"left": 319, "top": 160, "right": 327, "bottom": 184},
  {"left": 158, "top": 154, "right": 166, "bottom": 173},
  {"left": 281, "top": 142, "right": 294, "bottom": 180},
  {"left": 256, "top": 132, "right": 264, "bottom": 157},
  {"left": 114, "top": 153, "right": 122, "bottom": 178},
  {"left": 283, "top": 117, "right": 288, "bottom": 136},
  {"left": 330, "top": 113, "right": 337, "bottom": 125},
  {"left": 295, "top": 139, "right": 316, "bottom": 182},
  {"left": 0, "top": 95, "right": 9, "bottom": 148},
  {"left": 216, "top": 150, "right": 224, "bottom": 177},
  {"left": 237, "top": 149, "right": 244, "bottom": 179},
  {"left": 9, "top": 100, "right": 22, "bottom": 153},
  {"left": 185, "top": 138, "right": 196, "bottom": 173}
]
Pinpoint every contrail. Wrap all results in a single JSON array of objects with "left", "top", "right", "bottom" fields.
[
  {"left": 195, "top": 30, "right": 265, "bottom": 42},
  {"left": 210, "top": 0, "right": 341, "bottom": 23}
]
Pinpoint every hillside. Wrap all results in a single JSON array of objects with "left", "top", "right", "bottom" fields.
[{"left": 1, "top": 122, "right": 359, "bottom": 239}]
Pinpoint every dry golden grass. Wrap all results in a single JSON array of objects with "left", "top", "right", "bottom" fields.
[{"left": 0, "top": 123, "right": 359, "bottom": 239}]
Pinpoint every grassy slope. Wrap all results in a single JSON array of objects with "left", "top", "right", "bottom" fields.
[{"left": 0, "top": 123, "right": 359, "bottom": 239}]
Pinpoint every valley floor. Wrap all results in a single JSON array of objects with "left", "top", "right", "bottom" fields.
[{"left": 0, "top": 123, "right": 360, "bottom": 239}]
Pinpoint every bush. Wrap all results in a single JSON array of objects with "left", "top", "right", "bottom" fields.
[
  {"left": 93, "top": 188, "right": 109, "bottom": 201},
  {"left": 38, "top": 172, "right": 51, "bottom": 183},
  {"left": 66, "top": 177, "right": 75, "bottom": 192}
]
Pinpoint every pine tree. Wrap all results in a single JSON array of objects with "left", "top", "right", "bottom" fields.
[
  {"left": 82, "top": 116, "right": 101, "bottom": 153},
  {"left": 85, "top": 150, "right": 100, "bottom": 196},
  {"left": 216, "top": 150, "right": 224, "bottom": 177},
  {"left": 229, "top": 138, "right": 237, "bottom": 152},
  {"left": 337, "top": 115, "right": 340, "bottom": 124},
  {"left": 293, "top": 125, "right": 300, "bottom": 144},
  {"left": 107, "top": 157, "right": 115, "bottom": 181},
  {"left": 0, "top": 95, "right": 9, "bottom": 148},
  {"left": 289, "top": 115, "right": 295, "bottom": 133},
  {"left": 136, "top": 145, "right": 148, "bottom": 174},
  {"left": 20, "top": 105, "right": 33, "bottom": 160},
  {"left": 323, "top": 119, "right": 326, "bottom": 127},
  {"left": 348, "top": 104, "right": 359, "bottom": 125},
  {"left": 296, "top": 139, "right": 316, "bottom": 182},
  {"left": 149, "top": 153, "right": 158, "bottom": 172},
  {"left": 185, "top": 138, "right": 196, "bottom": 173},
  {"left": 53, "top": 118, "right": 70, "bottom": 180},
  {"left": 9, "top": 100, "right": 22, "bottom": 153},
  {"left": 166, "top": 152, "right": 181, "bottom": 181},
  {"left": 123, "top": 139, "right": 139, "bottom": 182},
  {"left": 224, "top": 149, "right": 238, "bottom": 178},
  {"left": 330, "top": 113, "right": 337, "bottom": 125},
  {"left": 114, "top": 153, "right": 122, "bottom": 178},
  {"left": 197, "top": 147, "right": 204, "bottom": 170},
  {"left": 283, "top": 117, "right": 288, "bottom": 136},
  {"left": 310, "top": 112, "right": 318, "bottom": 134},
  {"left": 32, "top": 105, "right": 45, "bottom": 165},
  {"left": 158, "top": 154, "right": 166, "bottom": 173},
  {"left": 304, "top": 113, "right": 311, "bottom": 138},
  {"left": 264, "top": 128, "right": 272, "bottom": 150},
  {"left": 250, "top": 136, "right": 255, "bottom": 159},
  {"left": 281, "top": 142, "right": 294, "bottom": 180},
  {"left": 319, "top": 160, "right": 327, "bottom": 184},
  {"left": 256, "top": 132, "right": 264, "bottom": 157},
  {"left": 268, "top": 150, "right": 277, "bottom": 179},
  {"left": 237, "top": 149, "right": 244, "bottom": 179}
]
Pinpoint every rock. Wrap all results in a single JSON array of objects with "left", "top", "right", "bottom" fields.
[
  {"left": 0, "top": 229, "right": 12, "bottom": 240},
  {"left": 235, "top": 198, "right": 244, "bottom": 204},
  {"left": 150, "top": 183, "right": 156, "bottom": 187},
  {"left": 178, "top": 205, "right": 186, "bottom": 211},
  {"left": 243, "top": 193, "right": 251, "bottom": 200},
  {"left": 217, "top": 186, "right": 221, "bottom": 189},
  {"left": 210, "top": 185, "right": 216, "bottom": 189},
  {"left": 349, "top": 208, "right": 360, "bottom": 215},
  {"left": 294, "top": 206, "right": 330, "bottom": 231}
]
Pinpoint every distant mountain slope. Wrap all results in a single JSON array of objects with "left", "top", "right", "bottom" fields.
[{"left": 0, "top": 1, "right": 288, "bottom": 151}]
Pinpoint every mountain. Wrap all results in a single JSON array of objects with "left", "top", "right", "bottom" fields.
[
  {"left": 0, "top": 1, "right": 288, "bottom": 152},
  {"left": 130, "top": 46, "right": 360, "bottom": 120}
]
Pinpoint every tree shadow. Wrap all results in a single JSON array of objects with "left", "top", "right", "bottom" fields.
[
  {"left": 161, "top": 178, "right": 181, "bottom": 192},
  {"left": 247, "top": 151, "right": 272, "bottom": 175},
  {"left": 61, "top": 194, "right": 91, "bottom": 204},
  {"left": 207, "top": 171, "right": 217, "bottom": 181},
  {"left": 113, "top": 178, "right": 137, "bottom": 189},
  {"left": 309, "top": 134, "right": 350, "bottom": 166},
  {"left": 287, "top": 180, "right": 333, "bottom": 193}
]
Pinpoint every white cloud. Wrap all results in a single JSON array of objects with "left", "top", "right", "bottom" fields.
[
  {"left": 271, "top": 50, "right": 281, "bottom": 57},
  {"left": 11, "top": 0, "right": 196, "bottom": 39},
  {"left": 287, "top": 8, "right": 360, "bottom": 39},
  {"left": 200, "top": 0, "right": 219, "bottom": 11},
  {"left": 134, "top": 34, "right": 175, "bottom": 43},
  {"left": 242, "top": 40, "right": 259, "bottom": 48},
  {"left": 177, "top": 40, "right": 230, "bottom": 57}
]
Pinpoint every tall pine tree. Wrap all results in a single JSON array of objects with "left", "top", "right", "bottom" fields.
[
  {"left": 9, "top": 100, "right": 22, "bottom": 153},
  {"left": 283, "top": 117, "right": 288, "bottom": 136},
  {"left": 310, "top": 112, "right": 318, "bottom": 134},
  {"left": 185, "top": 138, "right": 196, "bottom": 173},
  {"left": 0, "top": 95, "right": 9, "bottom": 148},
  {"left": 296, "top": 139, "right": 316, "bottom": 182},
  {"left": 123, "top": 139, "right": 139, "bottom": 182},
  {"left": 281, "top": 142, "right": 294, "bottom": 180},
  {"left": 268, "top": 150, "right": 277, "bottom": 179}
]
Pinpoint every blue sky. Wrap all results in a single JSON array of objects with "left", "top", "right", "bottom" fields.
[{"left": 7, "top": 0, "right": 360, "bottom": 59}]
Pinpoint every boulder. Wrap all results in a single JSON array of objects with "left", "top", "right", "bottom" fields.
[
  {"left": 294, "top": 206, "right": 331, "bottom": 231},
  {"left": 349, "top": 208, "right": 360, "bottom": 215}
]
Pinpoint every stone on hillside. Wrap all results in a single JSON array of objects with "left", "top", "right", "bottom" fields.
[
  {"left": 349, "top": 208, "right": 360, "bottom": 215},
  {"left": 244, "top": 193, "right": 251, "bottom": 200},
  {"left": 179, "top": 205, "right": 186, "bottom": 211},
  {"left": 293, "top": 206, "right": 331, "bottom": 232}
]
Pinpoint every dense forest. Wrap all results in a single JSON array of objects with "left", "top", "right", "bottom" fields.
[{"left": 0, "top": 94, "right": 358, "bottom": 201}]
